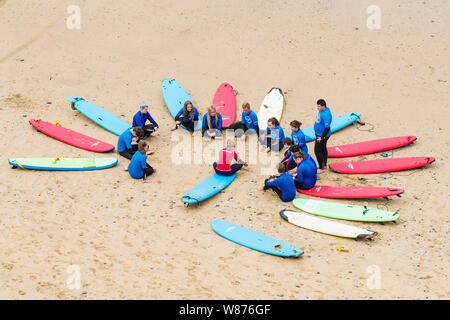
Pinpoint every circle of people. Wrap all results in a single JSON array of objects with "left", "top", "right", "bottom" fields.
[{"left": 118, "top": 98, "right": 332, "bottom": 203}]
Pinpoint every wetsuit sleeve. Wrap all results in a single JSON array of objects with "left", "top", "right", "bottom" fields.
[
  {"left": 217, "top": 115, "right": 222, "bottom": 130},
  {"left": 202, "top": 114, "right": 208, "bottom": 129},
  {"left": 175, "top": 108, "right": 183, "bottom": 121},
  {"left": 255, "top": 125, "right": 260, "bottom": 137},
  {"left": 148, "top": 113, "right": 158, "bottom": 127},
  {"left": 321, "top": 111, "right": 332, "bottom": 138},
  {"left": 192, "top": 108, "right": 199, "bottom": 121}
]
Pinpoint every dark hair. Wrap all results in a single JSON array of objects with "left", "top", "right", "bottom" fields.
[
  {"left": 277, "top": 163, "right": 286, "bottom": 173},
  {"left": 133, "top": 126, "right": 145, "bottom": 138},
  {"left": 290, "top": 145, "right": 300, "bottom": 153},
  {"left": 290, "top": 120, "right": 301, "bottom": 128},
  {"left": 283, "top": 137, "right": 293, "bottom": 146},
  {"left": 268, "top": 117, "right": 279, "bottom": 127},
  {"left": 317, "top": 99, "right": 326, "bottom": 107},
  {"left": 293, "top": 151, "right": 306, "bottom": 160}
]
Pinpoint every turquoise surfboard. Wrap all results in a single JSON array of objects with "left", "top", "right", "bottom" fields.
[
  {"left": 161, "top": 78, "right": 202, "bottom": 131},
  {"left": 287, "top": 112, "right": 361, "bottom": 142},
  {"left": 8, "top": 157, "right": 118, "bottom": 171},
  {"left": 211, "top": 220, "right": 303, "bottom": 258},
  {"left": 68, "top": 96, "right": 131, "bottom": 136},
  {"left": 182, "top": 173, "right": 236, "bottom": 204}
]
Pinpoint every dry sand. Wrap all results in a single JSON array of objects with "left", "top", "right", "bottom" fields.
[{"left": 0, "top": 0, "right": 449, "bottom": 299}]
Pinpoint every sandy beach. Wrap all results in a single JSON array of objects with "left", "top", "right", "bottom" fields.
[{"left": 0, "top": 0, "right": 449, "bottom": 299}]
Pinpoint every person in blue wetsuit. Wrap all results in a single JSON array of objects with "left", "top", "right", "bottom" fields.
[
  {"left": 291, "top": 152, "right": 317, "bottom": 190},
  {"left": 132, "top": 101, "right": 159, "bottom": 138},
  {"left": 127, "top": 140, "right": 155, "bottom": 183},
  {"left": 259, "top": 117, "right": 285, "bottom": 152},
  {"left": 117, "top": 127, "right": 145, "bottom": 160},
  {"left": 202, "top": 105, "right": 223, "bottom": 139},
  {"left": 171, "top": 100, "right": 200, "bottom": 135},
  {"left": 258, "top": 163, "right": 296, "bottom": 202},
  {"left": 222, "top": 102, "right": 260, "bottom": 140},
  {"left": 289, "top": 120, "right": 308, "bottom": 157},
  {"left": 314, "top": 99, "right": 332, "bottom": 173}
]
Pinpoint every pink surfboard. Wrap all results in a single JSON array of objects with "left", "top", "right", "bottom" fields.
[
  {"left": 30, "top": 119, "right": 115, "bottom": 152},
  {"left": 213, "top": 83, "right": 236, "bottom": 127},
  {"left": 329, "top": 157, "right": 435, "bottom": 174},
  {"left": 328, "top": 136, "right": 417, "bottom": 158},
  {"left": 299, "top": 185, "right": 404, "bottom": 199}
]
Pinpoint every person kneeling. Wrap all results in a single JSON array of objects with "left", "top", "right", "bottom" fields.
[
  {"left": 127, "top": 140, "right": 155, "bottom": 183},
  {"left": 258, "top": 163, "right": 296, "bottom": 202},
  {"left": 292, "top": 151, "right": 317, "bottom": 190}
]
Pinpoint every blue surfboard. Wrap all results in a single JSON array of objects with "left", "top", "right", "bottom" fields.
[
  {"left": 286, "top": 112, "right": 361, "bottom": 142},
  {"left": 68, "top": 96, "right": 131, "bottom": 136},
  {"left": 161, "top": 78, "right": 202, "bottom": 131},
  {"left": 182, "top": 173, "right": 236, "bottom": 204},
  {"left": 211, "top": 220, "right": 303, "bottom": 258}
]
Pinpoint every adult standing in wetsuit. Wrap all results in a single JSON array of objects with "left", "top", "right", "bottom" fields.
[{"left": 314, "top": 99, "right": 332, "bottom": 174}]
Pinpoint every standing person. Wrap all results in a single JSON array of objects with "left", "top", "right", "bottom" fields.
[
  {"left": 132, "top": 101, "right": 159, "bottom": 138},
  {"left": 117, "top": 127, "right": 145, "bottom": 160},
  {"left": 213, "top": 139, "right": 248, "bottom": 176},
  {"left": 291, "top": 152, "right": 317, "bottom": 190},
  {"left": 290, "top": 120, "right": 308, "bottom": 157},
  {"left": 171, "top": 100, "right": 200, "bottom": 135},
  {"left": 222, "top": 102, "right": 260, "bottom": 140},
  {"left": 314, "top": 99, "right": 332, "bottom": 173},
  {"left": 258, "top": 163, "right": 296, "bottom": 202},
  {"left": 127, "top": 140, "right": 155, "bottom": 183},
  {"left": 259, "top": 117, "right": 285, "bottom": 152},
  {"left": 202, "top": 105, "right": 223, "bottom": 139}
]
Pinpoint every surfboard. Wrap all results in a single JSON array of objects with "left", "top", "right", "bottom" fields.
[
  {"left": 298, "top": 185, "right": 404, "bottom": 199},
  {"left": 213, "top": 82, "right": 236, "bottom": 127},
  {"left": 257, "top": 88, "right": 284, "bottom": 129},
  {"left": 161, "top": 78, "right": 202, "bottom": 131},
  {"left": 329, "top": 157, "right": 435, "bottom": 174},
  {"left": 328, "top": 136, "right": 417, "bottom": 158},
  {"left": 182, "top": 174, "right": 236, "bottom": 204},
  {"left": 8, "top": 157, "right": 118, "bottom": 171},
  {"left": 279, "top": 209, "right": 378, "bottom": 239},
  {"left": 68, "top": 96, "right": 131, "bottom": 136},
  {"left": 29, "top": 119, "right": 115, "bottom": 153},
  {"left": 211, "top": 219, "right": 303, "bottom": 258},
  {"left": 301, "top": 112, "right": 361, "bottom": 142},
  {"left": 293, "top": 198, "right": 400, "bottom": 222}
]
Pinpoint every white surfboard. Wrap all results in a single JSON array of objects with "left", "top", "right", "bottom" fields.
[
  {"left": 257, "top": 88, "right": 285, "bottom": 129},
  {"left": 279, "top": 209, "right": 378, "bottom": 239}
]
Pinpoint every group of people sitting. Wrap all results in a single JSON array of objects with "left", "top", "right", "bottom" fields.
[{"left": 117, "top": 99, "right": 333, "bottom": 201}]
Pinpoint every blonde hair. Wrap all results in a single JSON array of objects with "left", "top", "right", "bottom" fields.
[{"left": 207, "top": 105, "right": 218, "bottom": 129}]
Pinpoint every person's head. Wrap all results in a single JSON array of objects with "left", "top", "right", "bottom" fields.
[
  {"left": 267, "top": 117, "right": 279, "bottom": 130},
  {"left": 132, "top": 126, "right": 145, "bottom": 139},
  {"left": 208, "top": 105, "right": 217, "bottom": 117},
  {"left": 293, "top": 151, "right": 306, "bottom": 164},
  {"left": 317, "top": 99, "right": 326, "bottom": 111},
  {"left": 242, "top": 102, "right": 251, "bottom": 115},
  {"left": 290, "top": 145, "right": 300, "bottom": 153},
  {"left": 140, "top": 101, "right": 149, "bottom": 114},
  {"left": 138, "top": 140, "right": 149, "bottom": 154},
  {"left": 277, "top": 163, "right": 286, "bottom": 174},
  {"left": 184, "top": 100, "right": 193, "bottom": 113},
  {"left": 283, "top": 137, "right": 293, "bottom": 148},
  {"left": 226, "top": 139, "right": 235, "bottom": 149},
  {"left": 290, "top": 120, "right": 301, "bottom": 132}
]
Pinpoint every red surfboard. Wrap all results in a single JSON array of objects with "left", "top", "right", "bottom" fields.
[
  {"left": 328, "top": 136, "right": 417, "bottom": 158},
  {"left": 299, "top": 185, "right": 404, "bottom": 199},
  {"left": 329, "top": 157, "right": 435, "bottom": 174},
  {"left": 30, "top": 119, "right": 115, "bottom": 152},
  {"left": 213, "top": 83, "right": 236, "bottom": 127}
]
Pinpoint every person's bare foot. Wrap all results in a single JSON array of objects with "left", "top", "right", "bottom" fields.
[
  {"left": 317, "top": 169, "right": 325, "bottom": 174},
  {"left": 192, "top": 131, "right": 198, "bottom": 137},
  {"left": 146, "top": 150, "right": 154, "bottom": 155},
  {"left": 265, "top": 147, "right": 271, "bottom": 153},
  {"left": 144, "top": 179, "right": 151, "bottom": 183},
  {"left": 171, "top": 125, "right": 178, "bottom": 131},
  {"left": 241, "top": 134, "right": 247, "bottom": 141},
  {"left": 123, "top": 166, "right": 128, "bottom": 171},
  {"left": 257, "top": 185, "right": 265, "bottom": 191}
]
